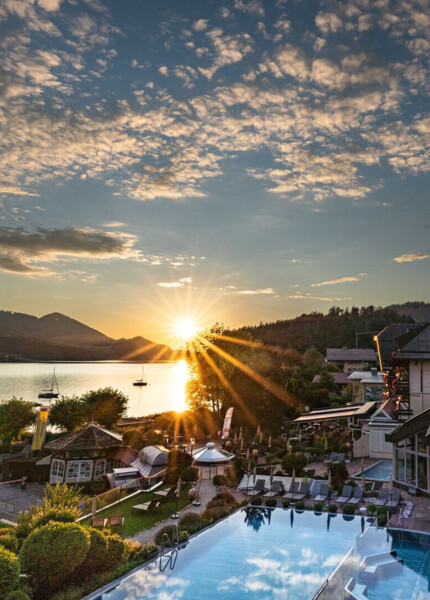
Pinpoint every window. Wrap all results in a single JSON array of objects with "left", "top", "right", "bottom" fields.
[
  {"left": 50, "top": 459, "right": 65, "bottom": 483},
  {"left": 94, "top": 459, "right": 106, "bottom": 480},
  {"left": 66, "top": 460, "right": 93, "bottom": 482},
  {"left": 417, "top": 455, "right": 428, "bottom": 491},
  {"left": 395, "top": 449, "right": 405, "bottom": 482},
  {"left": 417, "top": 432, "right": 427, "bottom": 454},
  {"left": 406, "top": 453, "right": 415, "bottom": 486}
]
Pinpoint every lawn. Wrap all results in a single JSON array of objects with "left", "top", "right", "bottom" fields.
[{"left": 81, "top": 485, "right": 191, "bottom": 537}]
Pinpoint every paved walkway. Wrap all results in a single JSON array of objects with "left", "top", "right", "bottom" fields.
[
  {"left": 0, "top": 481, "right": 45, "bottom": 522},
  {"left": 131, "top": 480, "right": 243, "bottom": 544}
]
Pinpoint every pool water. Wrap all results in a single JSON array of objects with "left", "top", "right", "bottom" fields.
[
  {"left": 366, "top": 531, "right": 430, "bottom": 600},
  {"left": 354, "top": 460, "right": 393, "bottom": 481},
  {"left": 95, "top": 509, "right": 367, "bottom": 599}
]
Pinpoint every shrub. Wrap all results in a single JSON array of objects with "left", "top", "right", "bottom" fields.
[
  {"left": 282, "top": 499, "right": 290, "bottom": 508},
  {"left": 20, "top": 522, "right": 90, "bottom": 596},
  {"left": 43, "top": 483, "right": 82, "bottom": 509},
  {"left": 103, "top": 533, "right": 128, "bottom": 570},
  {"left": 77, "top": 528, "right": 108, "bottom": 576},
  {"left": 377, "top": 513, "right": 387, "bottom": 527},
  {"left": 206, "top": 498, "right": 225, "bottom": 510},
  {"left": 29, "top": 507, "right": 80, "bottom": 532},
  {"left": 295, "top": 501, "right": 305, "bottom": 510},
  {"left": 343, "top": 504, "right": 355, "bottom": 515},
  {"left": 178, "top": 530, "right": 189, "bottom": 543},
  {"left": 314, "top": 503, "right": 323, "bottom": 512},
  {"left": 181, "top": 466, "right": 199, "bottom": 483},
  {"left": 130, "top": 542, "right": 158, "bottom": 562},
  {"left": 155, "top": 525, "right": 177, "bottom": 547},
  {"left": 377, "top": 505, "right": 389, "bottom": 515},
  {"left": 201, "top": 506, "right": 230, "bottom": 524},
  {"left": 179, "top": 512, "right": 203, "bottom": 534},
  {"left": 250, "top": 496, "right": 263, "bottom": 506},
  {"left": 0, "top": 546, "right": 20, "bottom": 597},
  {"left": 367, "top": 503, "right": 377, "bottom": 515},
  {"left": 328, "top": 504, "right": 337, "bottom": 513},
  {"left": 0, "top": 533, "right": 18, "bottom": 553},
  {"left": 281, "top": 453, "right": 307, "bottom": 476},
  {"left": 6, "top": 591, "right": 31, "bottom": 600},
  {"left": 224, "top": 465, "right": 238, "bottom": 487},
  {"left": 213, "top": 474, "right": 227, "bottom": 486},
  {"left": 49, "top": 587, "right": 84, "bottom": 600},
  {"left": 212, "top": 491, "right": 237, "bottom": 506},
  {"left": 122, "top": 428, "right": 144, "bottom": 449},
  {"left": 265, "top": 498, "right": 277, "bottom": 507}
]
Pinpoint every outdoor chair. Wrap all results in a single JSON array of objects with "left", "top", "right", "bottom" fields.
[
  {"left": 132, "top": 499, "right": 161, "bottom": 513},
  {"left": 155, "top": 485, "right": 176, "bottom": 498},
  {"left": 332, "top": 453, "right": 346, "bottom": 464},
  {"left": 283, "top": 481, "right": 301, "bottom": 499},
  {"left": 108, "top": 515, "right": 124, "bottom": 526},
  {"left": 336, "top": 485, "right": 352, "bottom": 504},
  {"left": 324, "top": 452, "right": 338, "bottom": 465},
  {"left": 91, "top": 516, "right": 107, "bottom": 527},
  {"left": 248, "top": 479, "right": 267, "bottom": 496},
  {"left": 264, "top": 480, "right": 283, "bottom": 498},
  {"left": 364, "top": 481, "right": 375, "bottom": 493},
  {"left": 386, "top": 488, "right": 401, "bottom": 508},
  {"left": 375, "top": 488, "right": 389, "bottom": 506},
  {"left": 313, "top": 483, "right": 329, "bottom": 503},
  {"left": 293, "top": 482, "right": 310, "bottom": 500},
  {"left": 348, "top": 486, "right": 363, "bottom": 505}
]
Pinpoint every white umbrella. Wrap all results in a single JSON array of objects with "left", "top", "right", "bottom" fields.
[
  {"left": 176, "top": 476, "right": 182, "bottom": 498},
  {"left": 269, "top": 467, "right": 274, "bottom": 488},
  {"left": 239, "top": 426, "right": 243, "bottom": 439},
  {"left": 253, "top": 466, "right": 257, "bottom": 485},
  {"left": 268, "top": 435, "right": 272, "bottom": 448},
  {"left": 259, "top": 430, "right": 263, "bottom": 443},
  {"left": 246, "top": 447, "right": 250, "bottom": 460},
  {"left": 324, "top": 432, "right": 328, "bottom": 451},
  {"left": 256, "top": 425, "right": 261, "bottom": 437},
  {"left": 291, "top": 468, "right": 296, "bottom": 489},
  {"left": 240, "top": 436, "right": 244, "bottom": 451},
  {"left": 361, "top": 457, "right": 366, "bottom": 492}
]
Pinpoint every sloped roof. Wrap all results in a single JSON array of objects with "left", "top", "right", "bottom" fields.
[
  {"left": 326, "top": 348, "right": 377, "bottom": 362},
  {"left": 312, "top": 372, "right": 350, "bottom": 385},
  {"left": 44, "top": 424, "right": 122, "bottom": 451},
  {"left": 294, "top": 401, "right": 377, "bottom": 423},
  {"left": 192, "top": 442, "right": 235, "bottom": 464},
  {"left": 374, "top": 323, "right": 426, "bottom": 369},
  {"left": 394, "top": 324, "right": 430, "bottom": 360},
  {"left": 386, "top": 408, "right": 430, "bottom": 443}
]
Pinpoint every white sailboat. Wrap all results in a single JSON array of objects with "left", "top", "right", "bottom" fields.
[
  {"left": 133, "top": 366, "right": 148, "bottom": 387},
  {"left": 38, "top": 368, "right": 60, "bottom": 399}
]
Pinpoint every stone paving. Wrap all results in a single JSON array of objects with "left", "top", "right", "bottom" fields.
[{"left": 0, "top": 481, "right": 44, "bottom": 522}]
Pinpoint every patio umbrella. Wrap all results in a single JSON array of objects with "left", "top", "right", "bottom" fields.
[
  {"left": 246, "top": 461, "right": 251, "bottom": 494},
  {"left": 361, "top": 457, "right": 366, "bottom": 492},
  {"left": 324, "top": 432, "right": 328, "bottom": 451},
  {"left": 291, "top": 468, "right": 296, "bottom": 490},
  {"left": 240, "top": 437, "right": 244, "bottom": 451},
  {"left": 290, "top": 508, "right": 294, "bottom": 528},
  {"left": 327, "top": 468, "right": 332, "bottom": 500},
  {"left": 259, "top": 430, "right": 263, "bottom": 443},
  {"left": 91, "top": 496, "right": 97, "bottom": 518},
  {"left": 256, "top": 425, "right": 261, "bottom": 437},
  {"left": 269, "top": 467, "right": 274, "bottom": 488},
  {"left": 176, "top": 476, "right": 182, "bottom": 497},
  {"left": 246, "top": 447, "right": 250, "bottom": 460},
  {"left": 268, "top": 435, "right": 272, "bottom": 448},
  {"left": 253, "top": 466, "right": 257, "bottom": 485},
  {"left": 239, "top": 426, "right": 243, "bottom": 439}
]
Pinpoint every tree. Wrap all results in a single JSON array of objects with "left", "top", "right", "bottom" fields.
[
  {"left": 80, "top": 387, "right": 128, "bottom": 428},
  {"left": 0, "top": 398, "right": 35, "bottom": 445},
  {"left": 48, "top": 397, "right": 87, "bottom": 432},
  {"left": 20, "top": 522, "right": 90, "bottom": 597}
]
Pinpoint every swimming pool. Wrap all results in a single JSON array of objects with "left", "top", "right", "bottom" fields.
[
  {"left": 353, "top": 459, "right": 393, "bottom": 481},
  {"left": 92, "top": 509, "right": 368, "bottom": 600}
]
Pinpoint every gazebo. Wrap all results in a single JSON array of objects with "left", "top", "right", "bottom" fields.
[{"left": 192, "top": 442, "right": 235, "bottom": 479}]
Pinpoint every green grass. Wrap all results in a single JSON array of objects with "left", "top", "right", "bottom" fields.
[{"left": 81, "top": 485, "right": 191, "bottom": 538}]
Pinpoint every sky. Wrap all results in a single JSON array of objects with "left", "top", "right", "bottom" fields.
[{"left": 0, "top": 0, "right": 429, "bottom": 344}]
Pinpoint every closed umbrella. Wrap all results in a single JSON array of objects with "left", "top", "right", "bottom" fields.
[
  {"left": 240, "top": 437, "right": 244, "bottom": 451},
  {"left": 269, "top": 467, "right": 274, "bottom": 490},
  {"left": 291, "top": 468, "right": 296, "bottom": 491},
  {"left": 91, "top": 496, "right": 97, "bottom": 518},
  {"left": 259, "top": 430, "right": 263, "bottom": 443},
  {"left": 253, "top": 466, "right": 257, "bottom": 485},
  {"left": 246, "top": 461, "right": 251, "bottom": 494},
  {"left": 239, "top": 426, "right": 243, "bottom": 439},
  {"left": 246, "top": 447, "right": 250, "bottom": 460},
  {"left": 328, "top": 468, "right": 332, "bottom": 501},
  {"left": 268, "top": 435, "right": 272, "bottom": 448},
  {"left": 361, "top": 457, "right": 366, "bottom": 492},
  {"left": 324, "top": 432, "right": 328, "bottom": 451},
  {"left": 256, "top": 425, "right": 261, "bottom": 437}
]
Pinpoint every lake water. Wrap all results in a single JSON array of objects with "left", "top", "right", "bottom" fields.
[{"left": 0, "top": 362, "right": 189, "bottom": 417}]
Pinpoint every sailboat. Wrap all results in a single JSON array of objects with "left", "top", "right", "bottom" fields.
[
  {"left": 133, "top": 366, "right": 148, "bottom": 387},
  {"left": 38, "top": 368, "right": 60, "bottom": 399}
]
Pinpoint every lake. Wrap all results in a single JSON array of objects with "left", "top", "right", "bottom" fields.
[{"left": 0, "top": 362, "right": 189, "bottom": 417}]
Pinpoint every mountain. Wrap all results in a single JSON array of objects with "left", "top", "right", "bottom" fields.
[
  {"left": 0, "top": 310, "right": 174, "bottom": 362},
  {"left": 388, "top": 302, "right": 430, "bottom": 324}
]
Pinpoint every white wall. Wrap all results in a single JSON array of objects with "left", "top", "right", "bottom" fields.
[
  {"left": 369, "top": 423, "right": 397, "bottom": 459},
  {"left": 409, "top": 359, "right": 430, "bottom": 414}
]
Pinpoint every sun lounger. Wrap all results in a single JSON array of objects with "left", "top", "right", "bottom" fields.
[
  {"left": 247, "top": 479, "right": 267, "bottom": 496},
  {"left": 324, "top": 452, "right": 338, "bottom": 464},
  {"left": 91, "top": 516, "right": 107, "bottom": 527},
  {"left": 374, "top": 488, "right": 389, "bottom": 506},
  {"left": 336, "top": 485, "right": 352, "bottom": 504},
  {"left": 132, "top": 499, "right": 161, "bottom": 513},
  {"left": 293, "top": 482, "right": 310, "bottom": 500},
  {"left": 264, "top": 480, "right": 283, "bottom": 497},
  {"left": 154, "top": 486, "right": 176, "bottom": 498},
  {"left": 283, "top": 481, "right": 301, "bottom": 499},
  {"left": 108, "top": 515, "right": 124, "bottom": 526},
  {"left": 386, "top": 488, "right": 400, "bottom": 508},
  {"left": 348, "top": 486, "right": 363, "bottom": 505},
  {"left": 314, "top": 483, "right": 329, "bottom": 503},
  {"left": 332, "top": 453, "right": 346, "bottom": 464}
]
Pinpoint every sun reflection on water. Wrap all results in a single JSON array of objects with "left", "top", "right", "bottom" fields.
[{"left": 173, "top": 359, "right": 190, "bottom": 412}]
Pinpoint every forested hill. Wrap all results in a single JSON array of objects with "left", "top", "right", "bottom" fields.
[
  {"left": 388, "top": 301, "right": 430, "bottom": 324},
  {"left": 234, "top": 306, "right": 414, "bottom": 354}
]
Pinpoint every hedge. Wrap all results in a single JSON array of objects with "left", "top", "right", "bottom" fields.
[
  {"left": 0, "top": 546, "right": 20, "bottom": 597},
  {"left": 6, "top": 591, "right": 31, "bottom": 600},
  {"left": 343, "top": 504, "right": 355, "bottom": 515},
  {"left": 76, "top": 528, "right": 108, "bottom": 578},
  {"left": 265, "top": 498, "right": 277, "bottom": 507},
  {"left": 20, "top": 522, "right": 90, "bottom": 596},
  {"left": 0, "top": 533, "right": 18, "bottom": 553}
]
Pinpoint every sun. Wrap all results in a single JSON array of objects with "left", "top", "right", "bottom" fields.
[{"left": 174, "top": 317, "right": 199, "bottom": 342}]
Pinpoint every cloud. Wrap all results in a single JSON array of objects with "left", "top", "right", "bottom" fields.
[
  {"left": 103, "top": 221, "right": 125, "bottom": 228},
  {"left": 311, "top": 276, "right": 361, "bottom": 287},
  {"left": 157, "top": 277, "right": 193, "bottom": 288},
  {"left": 233, "top": 0, "right": 265, "bottom": 17},
  {"left": 219, "top": 286, "right": 276, "bottom": 295},
  {"left": 0, "top": 226, "right": 138, "bottom": 276},
  {"left": 393, "top": 252, "right": 429, "bottom": 263},
  {"left": 288, "top": 294, "right": 353, "bottom": 301},
  {"left": 192, "top": 19, "right": 208, "bottom": 32},
  {"left": 198, "top": 29, "right": 254, "bottom": 78}
]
